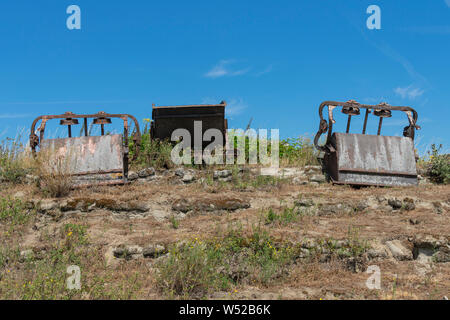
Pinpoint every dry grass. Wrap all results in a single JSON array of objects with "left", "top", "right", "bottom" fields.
[{"left": 33, "top": 149, "right": 74, "bottom": 198}]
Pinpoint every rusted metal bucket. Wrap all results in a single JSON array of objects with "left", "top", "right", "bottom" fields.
[
  {"left": 30, "top": 112, "right": 141, "bottom": 186},
  {"left": 314, "top": 100, "right": 421, "bottom": 187},
  {"left": 151, "top": 101, "right": 227, "bottom": 149}
]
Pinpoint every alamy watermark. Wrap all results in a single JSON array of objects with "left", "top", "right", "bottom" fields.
[
  {"left": 366, "top": 5, "right": 381, "bottom": 30},
  {"left": 66, "top": 265, "right": 81, "bottom": 290},
  {"left": 365, "top": 265, "right": 381, "bottom": 290},
  {"left": 66, "top": 5, "right": 81, "bottom": 30},
  {"left": 170, "top": 121, "right": 279, "bottom": 171}
]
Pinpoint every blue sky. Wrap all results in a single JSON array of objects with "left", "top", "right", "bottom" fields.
[{"left": 0, "top": 0, "right": 449, "bottom": 154}]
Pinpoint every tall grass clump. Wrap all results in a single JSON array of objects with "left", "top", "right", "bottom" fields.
[
  {"left": 0, "top": 137, "right": 30, "bottom": 183},
  {"left": 34, "top": 148, "right": 74, "bottom": 198}
]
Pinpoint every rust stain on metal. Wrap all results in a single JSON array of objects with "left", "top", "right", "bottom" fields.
[
  {"left": 314, "top": 100, "right": 420, "bottom": 187},
  {"left": 30, "top": 111, "right": 141, "bottom": 187}
]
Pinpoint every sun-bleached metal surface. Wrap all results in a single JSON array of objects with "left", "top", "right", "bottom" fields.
[
  {"left": 333, "top": 133, "right": 418, "bottom": 186},
  {"left": 41, "top": 135, "right": 124, "bottom": 175},
  {"left": 314, "top": 100, "right": 420, "bottom": 187},
  {"left": 30, "top": 111, "right": 142, "bottom": 187}
]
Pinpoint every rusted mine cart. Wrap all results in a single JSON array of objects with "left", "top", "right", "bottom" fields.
[
  {"left": 314, "top": 100, "right": 421, "bottom": 187},
  {"left": 151, "top": 101, "right": 228, "bottom": 149},
  {"left": 29, "top": 111, "right": 141, "bottom": 186}
]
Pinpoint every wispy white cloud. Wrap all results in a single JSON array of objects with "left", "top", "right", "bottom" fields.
[
  {"left": 201, "top": 97, "right": 248, "bottom": 116},
  {"left": 204, "top": 60, "right": 250, "bottom": 79},
  {"left": 255, "top": 65, "right": 273, "bottom": 77},
  {"left": 394, "top": 85, "right": 425, "bottom": 100},
  {"left": 226, "top": 98, "right": 248, "bottom": 116},
  {"left": 337, "top": 6, "right": 430, "bottom": 88},
  {"left": 446, "top": 0, "right": 450, "bottom": 8},
  {"left": 0, "top": 113, "right": 33, "bottom": 119}
]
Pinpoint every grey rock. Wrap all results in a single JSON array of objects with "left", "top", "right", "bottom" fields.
[
  {"left": 143, "top": 245, "right": 167, "bottom": 258},
  {"left": 309, "top": 174, "right": 326, "bottom": 183},
  {"left": 433, "top": 247, "right": 450, "bottom": 263},
  {"left": 388, "top": 198, "right": 402, "bottom": 210},
  {"left": 182, "top": 174, "right": 195, "bottom": 183},
  {"left": 386, "top": 240, "right": 413, "bottom": 261},
  {"left": 175, "top": 168, "right": 185, "bottom": 177},
  {"left": 367, "top": 245, "right": 389, "bottom": 260},
  {"left": 304, "top": 165, "right": 322, "bottom": 172},
  {"left": 113, "top": 245, "right": 143, "bottom": 259},
  {"left": 138, "top": 168, "right": 155, "bottom": 178},
  {"left": 402, "top": 198, "right": 415, "bottom": 211},
  {"left": 128, "top": 171, "right": 139, "bottom": 181},
  {"left": 218, "top": 176, "right": 233, "bottom": 182},
  {"left": 213, "top": 170, "right": 232, "bottom": 179}
]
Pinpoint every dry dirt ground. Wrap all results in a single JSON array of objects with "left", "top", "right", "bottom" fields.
[{"left": 1, "top": 167, "right": 449, "bottom": 300}]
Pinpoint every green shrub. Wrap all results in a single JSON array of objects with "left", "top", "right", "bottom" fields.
[
  {"left": 279, "top": 137, "right": 319, "bottom": 166},
  {"left": 426, "top": 144, "right": 450, "bottom": 184},
  {"left": 130, "top": 124, "right": 174, "bottom": 169}
]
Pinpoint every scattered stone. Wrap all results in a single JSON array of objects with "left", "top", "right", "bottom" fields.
[
  {"left": 413, "top": 234, "right": 447, "bottom": 248},
  {"left": 128, "top": 171, "right": 139, "bottom": 181},
  {"left": 182, "top": 173, "right": 195, "bottom": 184},
  {"left": 318, "top": 203, "right": 353, "bottom": 216},
  {"left": 433, "top": 247, "right": 450, "bottom": 263},
  {"left": 388, "top": 198, "right": 402, "bottom": 210},
  {"left": 113, "top": 245, "right": 143, "bottom": 260},
  {"left": 304, "top": 165, "right": 322, "bottom": 173},
  {"left": 175, "top": 168, "right": 185, "bottom": 177},
  {"left": 414, "top": 247, "right": 434, "bottom": 264},
  {"left": 143, "top": 244, "right": 167, "bottom": 258},
  {"left": 403, "top": 198, "right": 415, "bottom": 211},
  {"left": 409, "top": 218, "right": 420, "bottom": 225},
  {"left": 213, "top": 170, "right": 232, "bottom": 179},
  {"left": 354, "top": 201, "right": 369, "bottom": 212},
  {"left": 309, "top": 175, "right": 326, "bottom": 183},
  {"left": 386, "top": 240, "right": 413, "bottom": 261},
  {"left": 367, "top": 243, "right": 389, "bottom": 260},
  {"left": 172, "top": 197, "right": 250, "bottom": 213},
  {"left": 138, "top": 167, "right": 155, "bottom": 178}
]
